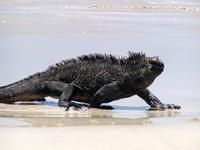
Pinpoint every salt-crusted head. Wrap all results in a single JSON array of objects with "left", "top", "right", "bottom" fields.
[{"left": 127, "top": 52, "right": 164, "bottom": 88}]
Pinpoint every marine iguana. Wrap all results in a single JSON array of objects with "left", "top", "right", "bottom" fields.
[{"left": 0, "top": 52, "right": 181, "bottom": 110}]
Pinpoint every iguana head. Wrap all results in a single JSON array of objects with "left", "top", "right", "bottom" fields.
[
  {"left": 141, "top": 55, "right": 164, "bottom": 88},
  {"left": 146, "top": 56, "right": 164, "bottom": 75},
  {"left": 127, "top": 52, "right": 164, "bottom": 88}
]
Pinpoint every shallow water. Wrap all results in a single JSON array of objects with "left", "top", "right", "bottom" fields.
[
  {"left": 0, "top": 97, "right": 199, "bottom": 127},
  {"left": 0, "top": 0, "right": 200, "bottom": 127}
]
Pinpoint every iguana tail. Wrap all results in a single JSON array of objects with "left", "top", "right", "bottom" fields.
[
  {"left": 0, "top": 81, "right": 26, "bottom": 103},
  {"left": 0, "top": 73, "right": 42, "bottom": 103}
]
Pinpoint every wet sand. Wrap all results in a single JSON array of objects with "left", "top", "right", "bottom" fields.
[
  {"left": 1, "top": 0, "right": 200, "bottom": 150},
  {"left": 0, "top": 98, "right": 200, "bottom": 150},
  {"left": 0, "top": 99, "right": 199, "bottom": 127}
]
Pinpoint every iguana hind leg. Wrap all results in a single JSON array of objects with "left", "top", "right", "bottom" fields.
[
  {"left": 137, "top": 89, "right": 181, "bottom": 110},
  {"left": 44, "top": 81, "right": 87, "bottom": 110},
  {"left": 44, "top": 81, "right": 73, "bottom": 108}
]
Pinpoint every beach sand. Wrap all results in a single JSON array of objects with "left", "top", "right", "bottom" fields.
[
  {"left": 1, "top": 125, "right": 200, "bottom": 150},
  {"left": 0, "top": 98, "right": 200, "bottom": 150},
  {"left": 0, "top": 0, "right": 200, "bottom": 150}
]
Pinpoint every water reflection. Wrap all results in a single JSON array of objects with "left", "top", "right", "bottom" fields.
[
  {"left": 112, "top": 105, "right": 148, "bottom": 110},
  {"left": 20, "top": 108, "right": 180, "bottom": 127}
]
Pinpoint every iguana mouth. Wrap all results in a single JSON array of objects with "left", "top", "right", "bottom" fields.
[{"left": 151, "top": 65, "right": 164, "bottom": 72}]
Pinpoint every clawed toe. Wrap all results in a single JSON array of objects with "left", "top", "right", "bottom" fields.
[
  {"left": 149, "top": 103, "right": 181, "bottom": 111},
  {"left": 165, "top": 104, "right": 181, "bottom": 109}
]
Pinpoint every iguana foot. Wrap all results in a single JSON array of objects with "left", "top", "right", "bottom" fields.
[
  {"left": 149, "top": 104, "right": 181, "bottom": 111},
  {"left": 65, "top": 102, "right": 89, "bottom": 111},
  {"left": 58, "top": 100, "right": 68, "bottom": 107}
]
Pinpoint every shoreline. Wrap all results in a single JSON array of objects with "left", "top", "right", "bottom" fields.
[
  {"left": 1, "top": 1, "right": 200, "bottom": 13},
  {"left": 0, "top": 98, "right": 199, "bottom": 127}
]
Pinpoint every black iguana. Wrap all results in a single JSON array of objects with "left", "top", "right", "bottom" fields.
[{"left": 0, "top": 52, "right": 181, "bottom": 110}]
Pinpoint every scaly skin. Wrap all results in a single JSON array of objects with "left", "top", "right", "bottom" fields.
[{"left": 0, "top": 52, "right": 181, "bottom": 111}]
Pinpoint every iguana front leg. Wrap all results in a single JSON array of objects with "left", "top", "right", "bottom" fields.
[{"left": 137, "top": 89, "right": 181, "bottom": 110}]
